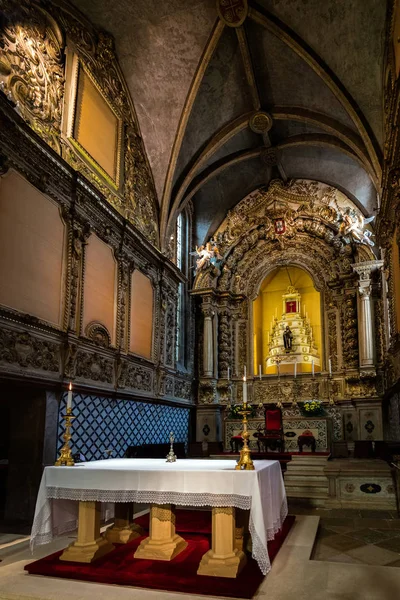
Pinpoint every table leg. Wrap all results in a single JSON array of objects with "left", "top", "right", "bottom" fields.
[
  {"left": 106, "top": 502, "right": 145, "bottom": 544},
  {"left": 134, "top": 503, "right": 187, "bottom": 561},
  {"left": 59, "top": 501, "right": 115, "bottom": 563},
  {"left": 197, "top": 506, "right": 247, "bottom": 578}
]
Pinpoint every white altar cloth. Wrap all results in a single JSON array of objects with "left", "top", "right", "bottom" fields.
[{"left": 31, "top": 458, "right": 287, "bottom": 574}]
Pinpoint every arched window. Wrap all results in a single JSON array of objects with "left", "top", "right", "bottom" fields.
[{"left": 175, "top": 209, "right": 191, "bottom": 367}]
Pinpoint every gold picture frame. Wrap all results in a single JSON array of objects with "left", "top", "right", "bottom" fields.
[{"left": 62, "top": 51, "right": 123, "bottom": 193}]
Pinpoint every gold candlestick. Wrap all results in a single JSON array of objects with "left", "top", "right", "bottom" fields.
[
  {"left": 235, "top": 405, "right": 255, "bottom": 471},
  {"left": 55, "top": 408, "right": 75, "bottom": 466}
]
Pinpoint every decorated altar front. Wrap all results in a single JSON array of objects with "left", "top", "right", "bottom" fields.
[{"left": 224, "top": 410, "right": 336, "bottom": 452}]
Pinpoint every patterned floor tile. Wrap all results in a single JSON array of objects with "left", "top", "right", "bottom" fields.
[
  {"left": 312, "top": 543, "right": 343, "bottom": 561},
  {"left": 325, "top": 552, "right": 364, "bottom": 565},
  {"left": 321, "top": 534, "right": 365, "bottom": 552},
  {"left": 359, "top": 510, "right": 393, "bottom": 519},
  {"left": 326, "top": 509, "right": 361, "bottom": 519},
  {"left": 345, "top": 544, "right": 400, "bottom": 566},
  {"left": 346, "top": 528, "right": 396, "bottom": 544},
  {"left": 327, "top": 525, "right": 358, "bottom": 534},
  {"left": 320, "top": 518, "right": 355, "bottom": 529},
  {"left": 386, "top": 559, "right": 400, "bottom": 567},
  {"left": 317, "top": 526, "right": 338, "bottom": 540},
  {"left": 374, "top": 536, "right": 400, "bottom": 553},
  {"left": 353, "top": 518, "right": 392, "bottom": 530}
]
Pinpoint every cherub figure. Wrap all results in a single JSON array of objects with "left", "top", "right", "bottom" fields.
[
  {"left": 192, "top": 241, "right": 223, "bottom": 272},
  {"left": 338, "top": 208, "right": 375, "bottom": 246}
]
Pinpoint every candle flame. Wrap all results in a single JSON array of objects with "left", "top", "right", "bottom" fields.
[
  {"left": 69, "top": 382, "right": 72, "bottom": 391},
  {"left": 243, "top": 376, "right": 246, "bottom": 382}
]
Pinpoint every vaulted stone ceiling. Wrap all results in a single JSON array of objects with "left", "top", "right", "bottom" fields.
[{"left": 69, "top": 0, "right": 386, "bottom": 248}]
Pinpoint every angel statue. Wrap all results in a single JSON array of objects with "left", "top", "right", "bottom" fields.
[
  {"left": 337, "top": 209, "right": 375, "bottom": 247},
  {"left": 191, "top": 241, "right": 223, "bottom": 273}
]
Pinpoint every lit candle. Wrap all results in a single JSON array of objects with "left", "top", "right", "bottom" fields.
[
  {"left": 328, "top": 358, "right": 332, "bottom": 376},
  {"left": 67, "top": 382, "right": 73, "bottom": 411},
  {"left": 259, "top": 364, "right": 262, "bottom": 380},
  {"left": 294, "top": 362, "right": 297, "bottom": 378},
  {"left": 242, "top": 375, "right": 247, "bottom": 405},
  {"left": 227, "top": 367, "right": 230, "bottom": 380},
  {"left": 312, "top": 360, "right": 315, "bottom": 377}
]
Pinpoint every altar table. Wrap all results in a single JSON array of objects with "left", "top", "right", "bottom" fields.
[{"left": 31, "top": 458, "right": 287, "bottom": 576}]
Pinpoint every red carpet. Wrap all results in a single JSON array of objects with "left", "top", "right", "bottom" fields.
[{"left": 25, "top": 511, "right": 295, "bottom": 599}]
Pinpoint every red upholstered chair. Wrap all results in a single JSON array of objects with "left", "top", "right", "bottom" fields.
[
  {"left": 298, "top": 429, "right": 316, "bottom": 453},
  {"left": 230, "top": 432, "right": 244, "bottom": 453},
  {"left": 257, "top": 409, "right": 284, "bottom": 453}
]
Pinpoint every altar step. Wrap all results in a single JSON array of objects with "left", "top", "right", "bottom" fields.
[{"left": 283, "top": 455, "right": 330, "bottom": 501}]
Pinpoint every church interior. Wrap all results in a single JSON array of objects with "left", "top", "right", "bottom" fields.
[{"left": 1, "top": 0, "right": 400, "bottom": 598}]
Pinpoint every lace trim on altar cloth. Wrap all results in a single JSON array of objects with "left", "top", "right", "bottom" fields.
[
  {"left": 46, "top": 487, "right": 252, "bottom": 510},
  {"left": 250, "top": 497, "right": 289, "bottom": 575}
]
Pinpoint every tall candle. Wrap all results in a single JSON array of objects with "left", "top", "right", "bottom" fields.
[
  {"left": 242, "top": 376, "right": 247, "bottom": 405},
  {"left": 259, "top": 364, "right": 262, "bottom": 380},
  {"left": 312, "top": 360, "right": 315, "bottom": 377},
  {"left": 67, "top": 382, "right": 73, "bottom": 410},
  {"left": 227, "top": 367, "right": 230, "bottom": 380},
  {"left": 294, "top": 362, "right": 297, "bottom": 378},
  {"left": 328, "top": 358, "right": 332, "bottom": 376}
]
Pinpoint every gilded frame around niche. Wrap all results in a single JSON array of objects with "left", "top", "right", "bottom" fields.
[{"left": 62, "top": 50, "right": 123, "bottom": 193}]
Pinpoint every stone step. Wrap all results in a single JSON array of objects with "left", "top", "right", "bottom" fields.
[
  {"left": 284, "top": 476, "right": 328, "bottom": 486},
  {"left": 287, "top": 488, "right": 329, "bottom": 498},
  {"left": 285, "top": 466, "right": 328, "bottom": 475}
]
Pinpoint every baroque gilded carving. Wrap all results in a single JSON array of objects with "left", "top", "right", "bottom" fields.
[
  {"left": 341, "top": 293, "right": 359, "bottom": 369},
  {"left": 84, "top": 321, "right": 111, "bottom": 348},
  {"left": 0, "top": 327, "right": 59, "bottom": 372},
  {"left": 0, "top": 0, "right": 64, "bottom": 153},
  {"left": 174, "top": 379, "right": 191, "bottom": 400},
  {"left": 198, "top": 379, "right": 217, "bottom": 404},
  {"left": 75, "top": 350, "right": 113, "bottom": 383},
  {"left": 117, "top": 361, "right": 152, "bottom": 392}
]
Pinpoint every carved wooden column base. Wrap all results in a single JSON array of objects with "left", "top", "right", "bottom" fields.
[
  {"left": 106, "top": 502, "right": 145, "bottom": 544},
  {"left": 134, "top": 503, "right": 187, "bottom": 561},
  {"left": 197, "top": 506, "right": 247, "bottom": 578},
  {"left": 60, "top": 501, "right": 115, "bottom": 563}
]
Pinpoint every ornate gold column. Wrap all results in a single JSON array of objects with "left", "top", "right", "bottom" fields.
[{"left": 352, "top": 261, "right": 383, "bottom": 369}]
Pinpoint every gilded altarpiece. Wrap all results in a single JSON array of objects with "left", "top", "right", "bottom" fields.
[{"left": 193, "top": 179, "right": 383, "bottom": 443}]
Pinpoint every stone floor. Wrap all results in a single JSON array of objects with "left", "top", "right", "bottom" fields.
[
  {"left": 1, "top": 504, "right": 400, "bottom": 599},
  {"left": 289, "top": 503, "right": 400, "bottom": 567}
]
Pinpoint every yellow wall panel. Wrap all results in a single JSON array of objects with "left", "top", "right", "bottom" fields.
[
  {"left": 130, "top": 270, "right": 153, "bottom": 359},
  {"left": 0, "top": 171, "right": 65, "bottom": 326},
  {"left": 74, "top": 69, "right": 118, "bottom": 181},
  {"left": 83, "top": 234, "right": 116, "bottom": 344}
]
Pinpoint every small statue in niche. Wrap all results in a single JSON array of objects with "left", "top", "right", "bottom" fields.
[{"left": 283, "top": 326, "right": 293, "bottom": 352}]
